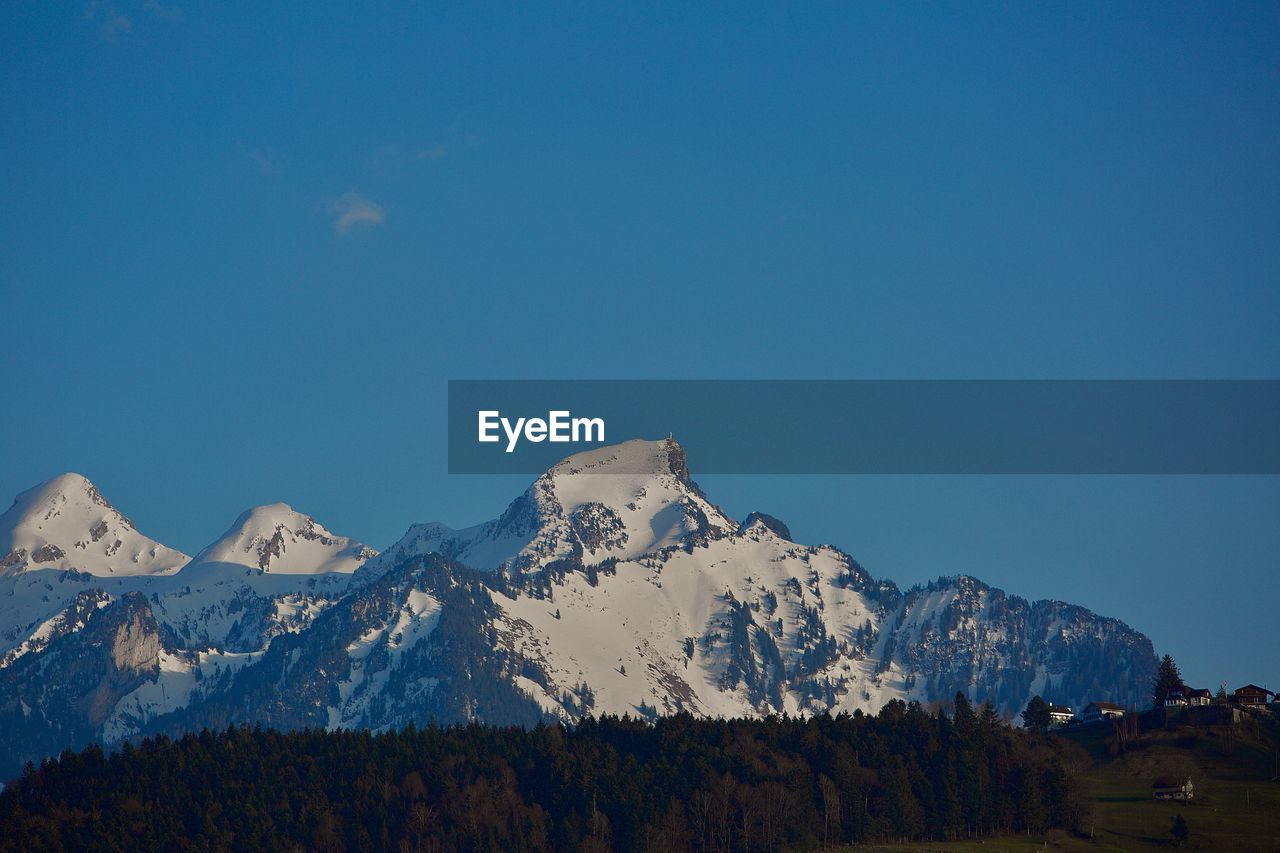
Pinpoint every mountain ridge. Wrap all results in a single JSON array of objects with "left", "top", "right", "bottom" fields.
[{"left": 0, "top": 440, "right": 1158, "bottom": 778}]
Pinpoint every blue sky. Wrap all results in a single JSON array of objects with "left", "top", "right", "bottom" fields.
[{"left": 2, "top": 2, "right": 1278, "bottom": 692}]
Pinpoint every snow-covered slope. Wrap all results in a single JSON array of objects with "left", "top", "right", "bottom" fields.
[
  {"left": 487, "top": 514, "right": 898, "bottom": 720},
  {"left": 0, "top": 473, "right": 188, "bottom": 577},
  {"left": 186, "top": 503, "right": 376, "bottom": 575}
]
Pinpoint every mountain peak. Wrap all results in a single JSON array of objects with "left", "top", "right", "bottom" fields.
[
  {"left": 16, "top": 472, "right": 117, "bottom": 516},
  {"left": 34, "top": 470, "right": 97, "bottom": 493},
  {"left": 230, "top": 502, "right": 304, "bottom": 528},
  {"left": 186, "top": 503, "right": 376, "bottom": 575},
  {"left": 0, "top": 473, "right": 188, "bottom": 577},
  {"left": 363, "top": 437, "right": 735, "bottom": 577},
  {"left": 737, "top": 512, "right": 793, "bottom": 541},
  {"left": 546, "top": 437, "right": 690, "bottom": 479}
]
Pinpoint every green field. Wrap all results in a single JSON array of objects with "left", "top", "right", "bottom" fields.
[{"left": 838, "top": 709, "right": 1280, "bottom": 852}]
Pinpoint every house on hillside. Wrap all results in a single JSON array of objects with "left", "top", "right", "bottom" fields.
[
  {"left": 1152, "top": 777, "right": 1194, "bottom": 802},
  {"left": 1164, "top": 685, "right": 1188, "bottom": 707},
  {"left": 1048, "top": 704, "right": 1075, "bottom": 726},
  {"left": 1234, "top": 684, "right": 1273, "bottom": 707},
  {"left": 1187, "top": 704, "right": 1239, "bottom": 726},
  {"left": 1083, "top": 701, "right": 1126, "bottom": 722},
  {"left": 1186, "top": 687, "right": 1212, "bottom": 707}
]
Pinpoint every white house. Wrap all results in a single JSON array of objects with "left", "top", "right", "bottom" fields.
[
  {"left": 1083, "top": 701, "right": 1126, "bottom": 722},
  {"left": 1152, "top": 777, "right": 1194, "bottom": 801},
  {"left": 1167, "top": 684, "right": 1212, "bottom": 708}
]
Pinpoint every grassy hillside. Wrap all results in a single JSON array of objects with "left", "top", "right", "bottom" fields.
[
  {"left": 1067, "top": 708, "right": 1279, "bottom": 851},
  {"left": 840, "top": 708, "right": 1280, "bottom": 852}
]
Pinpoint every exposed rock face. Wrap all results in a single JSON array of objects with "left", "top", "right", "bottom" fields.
[
  {"left": 0, "top": 549, "right": 26, "bottom": 573},
  {"left": 108, "top": 603, "right": 163, "bottom": 674},
  {"left": 31, "top": 544, "right": 66, "bottom": 564},
  {"left": 0, "top": 592, "right": 163, "bottom": 771},
  {"left": 568, "top": 503, "right": 629, "bottom": 552},
  {"left": 64, "top": 594, "right": 163, "bottom": 732},
  {"left": 664, "top": 437, "right": 692, "bottom": 482},
  {"left": 738, "top": 512, "right": 793, "bottom": 541}
]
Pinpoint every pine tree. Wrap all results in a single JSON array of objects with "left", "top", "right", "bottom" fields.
[
  {"left": 953, "top": 691, "right": 977, "bottom": 734},
  {"left": 1020, "top": 696, "right": 1051, "bottom": 730},
  {"left": 1152, "top": 655, "right": 1183, "bottom": 709},
  {"left": 1170, "top": 813, "right": 1189, "bottom": 846}
]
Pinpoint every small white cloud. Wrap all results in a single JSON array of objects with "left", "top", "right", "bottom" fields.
[
  {"left": 144, "top": 0, "right": 182, "bottom": 19},
  {"left": 328, "top": 192, "right": 385, "bottom": 235},
  {"left": 235, "top": 141, "right": 285, "bottom": 176},
  {"left": 371, "top": 143, "right": 446, "bottom": 169},
  {"left": 248, "top": 146, "right": 282, "bottom": 176},
  {"left": 85, "top": 1, "right": 132, "bottom": 41}
]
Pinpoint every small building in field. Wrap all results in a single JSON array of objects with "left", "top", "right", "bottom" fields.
[
  {"left": 1234, "top": 684, "right": 1273, "bottom": 707},
  {"left": 1186, "top": 687, "right": 1212, "bottom": 707},
  {"left": 1083, "top": 701, "right": 1126, "bottom": 722},
  {"left": 1152, "top": 777, "right": 1194, "bottom": 801},
  {"left": 1048, "top": 704, "right": 1074, "bottom": 726}
]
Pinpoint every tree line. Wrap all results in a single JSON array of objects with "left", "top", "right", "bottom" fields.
[{"left": 0, "top": 694, "right": 1090, "bottom": 852}]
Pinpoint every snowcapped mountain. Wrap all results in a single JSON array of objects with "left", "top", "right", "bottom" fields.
[
  {"left": 187, "top": 503, "right": 377, "bottom": 575},
  {"left": 0, "top": 441, "right": 1159, "bottom": 778},
  {"left": 0, "top": 477, "right": 373, "bottom": 762},
  {"left": 360, "top": 438, "right": 733, "bottom": 578},
  {"left": 0, "top": 473, "right": 188, "bottom": 577}
]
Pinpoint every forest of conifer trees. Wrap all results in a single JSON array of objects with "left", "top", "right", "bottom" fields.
[{"left": 0, "top": 695, "right": 1091, "bottom": 852}]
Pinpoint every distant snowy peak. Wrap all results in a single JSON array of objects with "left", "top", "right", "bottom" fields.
[
  {"left": 0, "top": 473, "right": 188, "bottom": 577},
  {"left": 364, "top": 438, "right": 738, "bottom": 576},
  {"left": 186, "top": 503, "right": 376, "bottom": 575}
]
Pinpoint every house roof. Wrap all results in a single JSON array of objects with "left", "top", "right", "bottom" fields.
[
  {"left": 1235, "top": 684, "right": 1273, "bottom": 695},
  {"left": 1048, "top": 705, "right": 1073, "bottom": 714},
  {"left": 1089, "top": 701, "right": 1126, "bottom": 711},
  {"left": 1187, "top": 688, "right": 1212, "bottom": 698},
  {"left": 1152, "top": 777, "right": 1190, "bottom": 789}
]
